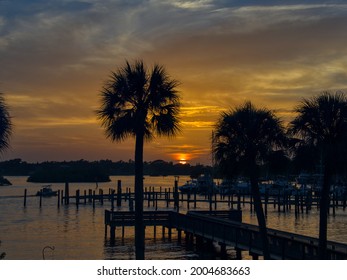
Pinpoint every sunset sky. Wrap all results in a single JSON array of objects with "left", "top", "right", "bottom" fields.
[{"left": 1, "top": 0, "right": 347, "bottom": 164}]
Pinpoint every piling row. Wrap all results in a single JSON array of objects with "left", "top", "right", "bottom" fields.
[{"left": 22, "top": 180, "right": 347, "bottom": 218}]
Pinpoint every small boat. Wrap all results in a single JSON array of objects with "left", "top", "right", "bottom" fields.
[
  {"left": 36, "top": 185, "right": 58, "bottom": 197},
  {"left": 179, "top": 174, "right": 218, "bottom": 194},
  {"left": 178, "top": 179, "right": 199, "bottom": 193}
]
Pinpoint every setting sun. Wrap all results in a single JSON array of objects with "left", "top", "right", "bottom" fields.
[{"left": 174, "top": 153, "right": 191, "bottom": 164}]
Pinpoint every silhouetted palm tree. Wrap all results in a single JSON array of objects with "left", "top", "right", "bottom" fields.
[
  {"left": 0, "top": 93, "right": 12, "bottom": 153},
  {"left": 0, "top": 93, "right": 12, "bottom": 260},
  {"left": 289, "top": 91, "right": 347, "bottom": 259},
  {"left": 97, "top": 60, "right": 180, "bottom": 259},
  {"left": 214, "top": 102, "right": 287, "bottom": 259}
]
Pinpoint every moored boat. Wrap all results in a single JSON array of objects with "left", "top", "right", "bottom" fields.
[
  {"left": 178, "top": 174, "right": 217, "bottom": 194},
  {"left": 36, "top": 185, "right": 58, "bottom": 197}
]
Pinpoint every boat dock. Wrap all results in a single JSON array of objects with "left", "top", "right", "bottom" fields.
[{"left": 104, "top": 209, "right": 347, "bottom": 260}]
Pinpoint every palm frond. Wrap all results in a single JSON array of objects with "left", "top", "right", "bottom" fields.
[{"left": 0, "top": 93, "right": 12, "bottom": 153}]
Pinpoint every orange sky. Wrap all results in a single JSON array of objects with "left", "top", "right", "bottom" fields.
[{"left": 1, "top": 1, "right": 347, "bottom": 164}]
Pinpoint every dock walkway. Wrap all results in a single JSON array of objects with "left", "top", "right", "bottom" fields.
[{"left": 104, "top": 210, "right": 347, "bottom": 260}]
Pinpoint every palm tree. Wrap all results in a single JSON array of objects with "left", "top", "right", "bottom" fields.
[
  {"left": 97, "top": 60, "right": 180, "bottom": 259},
  {"left": 0, "top": 92, "right": 12, "bottom": 260},
  {"left": 214, "top": 102, "right": 287, "bottom": 259},
  {"left": 0, "top": 93, "right": 12, "bottom": 153},
  {"left": 289, "top": 91, "right": 347, "bottom": 259}
]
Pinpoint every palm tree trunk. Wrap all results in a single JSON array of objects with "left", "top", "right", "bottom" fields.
[
  {"left": 318, "top": 164, "right": 332, "bottom": 259},
  {"left": 250, "top": 173, "right": 270, "bottom": 260},
  {"left": 134, "top": 131, "right": 145, "bottom": 260}
]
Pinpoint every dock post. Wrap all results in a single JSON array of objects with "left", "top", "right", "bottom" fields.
[
  {"left": 111, "top": 189, "right": 115, "bottom": 212},
  {"left": 93, "top": 190, "right": 96, "bottom": 209},
  {"left": 174, "top": 176, "right": 179, "bottom": 212},
  {"left": 168, "top": 227, "right": 172, "bottom": 241},
  {"left": 110, "top": 226, "right": 116, "bottom": 241},
  {"left": 155, "top": 192, "right": 158, "bottom": 211},
  {"left": 153, "top": 189, "right": 156, "bottom": 208},
  {"left": 220, "top": 243, "right": 227, "bottom": 257},
  {"left": 117, "top": 180, "right": 122, "bottom": 206},
  {"left": 57, "top": 190, "right": 60, "bottom": 208},
  {"left": 39, "top": 192, "right": 42, "bottom": 208},
  {"left": 100, "top": 189, "right": 104, "bottom": 205},
  {"left": 76, "top": 189, "right": 80, "bottom": 208},
  {"left": 84, "top": 190, "right": 87, "bottom": 204},
  {"left": 214, "top": 193, "right": 217, "bottom": 210},
  {"left": 61, "top": 190, "right": 64, "bottom": 205},
  {"left": 236, "top": 248, "right": 242, "bottom": 260},
  {"left": 162, "top": 226, "right": 165, "bottom": 239},
  {"left": 237, "top": 193, "right": 241, "bottom": 211},
  {"left": 165, "top": 188, "right": 169, "bottom": 208},
  {"left": 64, "top": 182, "right": 70, "bottom": 205},
  {"left": 24, "top": 189, "right": 27, "bottom": 207},
  {"left": 88, "top": 189, "right": 92, "bottom": 203},
  {"left": 250, "top": 194, "right": 253, "bottom": 213},
  {"left": 265, "top": 191, "right": 268, "bottom": 217},
  {"left": 147, "top": 188, "right": 151, "bottom": 207},
  {"left": 129, "top": 197, "right": 134, "bottom": 211},
  {"left": 177, "top": 229, "right": 182, "bottom": 243}
]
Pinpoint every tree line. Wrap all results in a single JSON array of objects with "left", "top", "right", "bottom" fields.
[{"left": 0, "top": 158, "right": 212, "bottom": 180}]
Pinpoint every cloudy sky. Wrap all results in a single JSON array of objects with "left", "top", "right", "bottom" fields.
[{"left": 1, "top": 0, "right": 347, "bottom": 164}]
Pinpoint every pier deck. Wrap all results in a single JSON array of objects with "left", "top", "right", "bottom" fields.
[{"left": 104, "top": 210, "right": 347, "bottom": 260}]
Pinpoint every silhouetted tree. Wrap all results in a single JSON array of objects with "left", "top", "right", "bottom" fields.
[
  {"left": 97, "top": 60, "right": 180, "bottom": 259},
  {"left": 0, "top": 93, "right": 12, "bottom": 153},
  {"left": 214, "top": 102, "right": 287, "bottom": 259},
  {"left": 289, "top": 91, "right": 347, "bottom": 259},
  {"left": 0, "top": 93, "right": 12, "bottom": 259}
]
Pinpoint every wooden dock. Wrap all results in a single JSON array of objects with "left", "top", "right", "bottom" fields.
[{"left": 104, "top": 210, "right": 347, "bottom": 260}]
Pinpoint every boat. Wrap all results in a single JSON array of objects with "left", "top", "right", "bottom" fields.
[
  {"left": 0, "top": 176, "right": 12, "bottom": 186},
  {"left": 36, "top": 185, "right": 58, "bottom": 197},
  {"left": 178, "top": 174, "right": 218, "bottom": 194}
]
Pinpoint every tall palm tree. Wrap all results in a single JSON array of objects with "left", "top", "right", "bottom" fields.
[
  {"left": 97, "top": 60, "right": 180, "bottom": 259},
  {"left": 289, "top": 91, "right": 347, "bottom": 259},
  {"left": 214, "top": 102, "right": 287, "bottom": 259},
  {"left": 0, "top": 92, "right": 12, "bottom": 260},
  {"left": 0, "top": 93, "right": 12, "bottom": 153}
]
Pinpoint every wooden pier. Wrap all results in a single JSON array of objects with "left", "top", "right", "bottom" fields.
[
  {"left": 104, "top": 210, "right": 347, "bottom": 260},
  {"left": 60, "top": 185, "right": 347, "bottom": 216}
]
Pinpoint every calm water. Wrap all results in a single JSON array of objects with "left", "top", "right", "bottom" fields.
[{"left": 0, "top": 176, "right": 346, "bottom": 260}]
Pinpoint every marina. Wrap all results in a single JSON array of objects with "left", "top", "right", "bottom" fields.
[{"left": 1, "top": 175, "right": 347, "bottom": 260}]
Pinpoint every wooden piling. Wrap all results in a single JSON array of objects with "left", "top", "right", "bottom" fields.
[
  {"left": 76, "top": 189, "right": 80, "bottom": 208},
  {"left": 99, "top": 189, "right": 104, "bottom": 205},
  {"left": 174, "top": 179, "right": 179, "bottom": 211},
  {"left": 92, "top": 190, "right": 96, "bottom": 209},
  {"left": 61, "top": 190, "right": 64, "bottom": 205},
  {"left": 57, "top": 190, "right": 60, "bottom": 208},
  {"left": 39, "top": 192, "right": 42, "bottom": 208},
  {"left": 64, "top": 182, "right": 70, "bottom": 205},
  {"left": 111, "top": 189, "right": 115, "bottom": 211},
  {"left": 117, "top": 180, "right": 122, "bottom": 206},
  {"left": 88, "top": 189, "right": 92, "bottom": 203},
  {"left": 23, "top": 189, "right": 27, "bottom": 207},
  {"left": 236, "top": 248, "right": 242, "bottom": 260},
  {"left": 84, "top": 190, "right": 87, "bottom": 204},
  {"left": 177, "top": 229, "right": 182, "bottom": 243}
]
